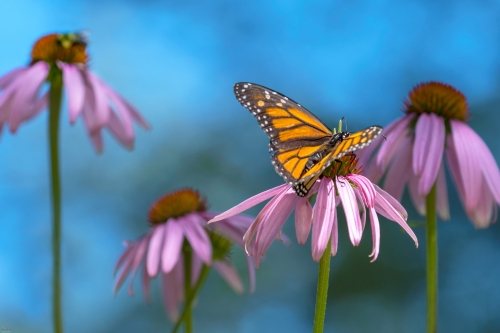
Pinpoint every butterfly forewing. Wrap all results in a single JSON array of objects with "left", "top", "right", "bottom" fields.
[
  {"left": 233, "top": 82, "right": 383, "bottom": 197},
  {"left": 234, "top": 83, "right": 333, "bottom": 150}
]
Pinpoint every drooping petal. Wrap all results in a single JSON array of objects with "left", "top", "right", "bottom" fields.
[
  {"left": 242, "top": 185, "right": 291, "bottom": 255},
  {"left": 352, "top": 187, "right": 366, "bottom": 231},
  {"left": 191, "top": 252, "right": 203, "bottom": 286},
  {"left": 246, "top": 255, "right": 256, "bottom": 293},
  {"left": 161, "top": 219, "right": 184, "bottom": 274},
  {"left": 346, "top": 174, "right": 376, "bottom": 208},
  {"left": 253, "top": 191, "right": 298, "bottom": 267},
  {"left": 330, "top": 198, "right": 339, "bottom": 256},
  {"left": 182, "top": 214, "right": 212, "bottom": 265},
  {"left": 373, "top": 184, "right": 408, "bottom": 221},
  {"left": 413, "top": 113, "right": 446, "bottom": 196},
  {"left": 146, "top": 224, "right": 166, "bottom": 277},
  {"left": 374, "top": 187, "right": 418, "bottom": 247},
  {"left": 408, "top": 169, "right": 425, "bottom": 216},
  {"left": 468, "top": 184, "right": 494, "bottom": 228},
  {"left": 86, "top": 71, "right": 110, "bottom": 128},
  {"left": 100, "top": 82, "right": 135, "bottom": 139},
  {"left": 113, "top": 244, "right": 136, "bottom": 294},
  {"left": 450, "top": 120, "right": 482, "bottom": 212},
  {"left": 214, "top": 261, "right": 244, "bottom": 294},
  {"left": 209, "top": 184, "right": 289, "bottom": 223},
  {"left": 0, "top": 67, "right": 26, "bottom": 88},
  {"left": 337, "top": 177, "right": 363, "bottom": 246},
  {"left": 9, "top": 61, "right": 49, "bottom": 132},
  {"left": 436, "top": 162, "right": 450, "bottom": 220},
  {"left": 162, "top": 267, "right": 180, "bottom": 322},
  {"left": 141, "top": 262, "right": 152, "bottom": 303},
  {"left": 445, "top": 134, "right": 466, "bottom": 205},
  {"left": 60, "top": 62, "right": 86, "bottom": 123},
  {"left": 295, "top": 197, "right": 313, "bottom": 244},
  {"left": 312, "top": 178, "right": 336, "bottom": 261},
  {"left": 127, "top": 233, "right": 152, "bottom": 295},
  {"left": 103, "top": 83, "right": 150, "bottom": 129},
  {"left": 107, "top": 107, "right": 134, "bottom": 149},
  {"left": 23, "top": 92, "right": 48, "bottom": 121},
  {"left": 114, "top": 242, "right": 135, "bottom": 275},
  {"left": 376, "top": 114, "right": 415, "bottom": 170},
  {"left": 368, "top": 208, "right": 380, "bottom": 262},
  {"left": 383, "top": 135, "right": 413, "bottom": 200}
]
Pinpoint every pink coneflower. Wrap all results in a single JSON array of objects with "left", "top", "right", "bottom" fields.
[
  {"left": 359, "top": 82, "right": 500, "bottom": 228},
  {"left": 114, "top": 189, "right": 256, "bottom": 322},
  {"left": 0, "top": 32, "right": 149, "bottom": 151},
  {"left": 209, "top": 155, "right": 418, "bottom": 267}
]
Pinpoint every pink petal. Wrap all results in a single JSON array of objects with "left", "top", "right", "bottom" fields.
[
  {"left": 242, "top": 185, "right": 292, "bottom": 255},
  {"left": 408, "top": 170, "right": 425, "bottom": 216},
  {"left": 60, "top": 63, "right": 85, "bottom": 123},
  {"left": 114, "top": 242, "right": 135, "bottom": 275},
  {"left": 214, "top": 261, "right": 244, "bottom": 294},
  {"left": 373, "top": 184, "right": 408, "bottom": 221},
  {"left": 23, "top": 92, "right": 48, "bottom": 121},
  {"left": 383, "top": 135, "right": 413, "bottom": 200},
  {"left": 450, "top": 120, "right": 482, "bottom": 212},
  {"left": 191, "top": 252, "right": 203, "bottom": 286},
  {"left": 312, "top": 178, "right": 336, "bottom": 261},
  {"left": 107, "top": 107, "right": 134, "bottom": 149},
  {"left": 253, "top": 190, "right": 298, "bottom": 267},
  {"left": 162, "top": 268, "right": 180, "bottom": 322},
  {"left": 9, "top": 62, "right": 49, "bottom": 133},
  {"left": 182, "top": 214, "right": 212, "bottom": 265},
  {"left": 295, "top": 197, "right": 313, "bottom": 244},
  {"left": 102, "top": 82, "right": 150, "bottom": 129},
  {"left": 330, "top": 198, "right": 339, "bottom": 256},
  {"left": 374, "top": 187, "right": 418, "bottom": 247},
  {"left": 413, "top": 113, "right": 445, "bottom": 196},
  {"left": 86, "top": 71, "right": 110, "bottom": 128},
  {"left": 146, "top": 224, "right": 166, "bottom": 277},
  {"left": 161, "top": 219, "right": 184, "bottom": 274},
  {"left": 445, "top": 135, "right": 466, "bottom": 205},
  {"left": 127, "top": 233, "right": 152, "bottom": 296},
  {"left": 368, "top": 208, "right": 380, "bottom": 262},
  {"left": 346, "top": 174, "right": 376, "bottom": 207},
  {"left": 337, "top": 177, "right": 363, "bottom": 246},
  {"left": 100, "top": 82, "right": 136, "bottom": 138},
  {"left": 209, "top": 184, "right": 289, "bottom": 223},
  {"left": 468, "top": 184, "right": 494, "bottom": 228},
  {"left": 0, "top": 67, "right": 26, "bottom": 88},
  {"left": 246, "top": 255, "right": 256, "bottom": 293},
  {"left": 376, "top": 114, "right": 415, "bottom": 170},
  {"left": 141, "top": 263, "right": 152, "bottom": 303},
  {"left": 352, "top": 187, "right": 366, "bottom": 230},
  {"left": 436, "top": 162, "right": 450, "bottom": 221},
  {"left": 113, "top": 244, "right": 136, "bottom": 294}
]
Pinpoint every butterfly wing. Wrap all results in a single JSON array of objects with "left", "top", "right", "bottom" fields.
[{"left": 234, "top": 83, "right": 333, "bottom": 151}]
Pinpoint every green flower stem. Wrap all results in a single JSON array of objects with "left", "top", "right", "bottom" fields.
[
  {"left": 426, "top": 182, "right": 438, "bottom": 333},
  {"left": 313, "top": 237, "right": 332, "bottom": 333},
  {"left": 49, "top": 67, "right": 63, "bottom": 333},
  {"left": 172, "top": 265, "right": 211, "bottom": 333},
  {"left": 183, "top": 250, "right": 193, "bottom": 333}
]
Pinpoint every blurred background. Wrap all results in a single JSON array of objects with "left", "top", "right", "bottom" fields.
[{"left": 1, "top": 1, "right": 500, "bottom": 332}]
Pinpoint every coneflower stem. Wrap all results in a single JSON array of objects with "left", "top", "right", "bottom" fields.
[
  {"left": 183, "top": 250, "right": 193, "bottom": 333},
  {"left": 426, "top": 182, "right": 438, "bottom": 333},
  {"left": 173, "top": 265, "right": 211, "bottom": 333},
  {"left": 313, "top": 237, "right": 332, "bottom": 333},
  {"left": 49, "top": 67, "right": 63, "bottom": 333}
]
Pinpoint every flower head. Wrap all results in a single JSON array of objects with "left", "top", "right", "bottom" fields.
[
  {"left": 0, "top": 32, "right": 149, "bottom": 152},
  {"left": 209, "top": 155, "right": 418, "bottom": 267},
  {"left": 359, "top": 81, "right": 500, "bottom": 227},
  {"left": 113, "top": 189, "right": 256, "bottom": 321}
]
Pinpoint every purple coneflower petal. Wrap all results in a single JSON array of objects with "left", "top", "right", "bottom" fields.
[
  {"left": 445, "top": 135, "right": 466, "bottom": 205},
  {"left": 209, "top": 184, "right": 288, "bottom": 223},
  {"left": 408, "top": 170, "right": 425, "bottom": 216},
  {"left": 102, "top": 84, "right": 136, "bottom": 138},
  {"left": 114, "top": 241, "right": 135, "bottom": 275},
  {"left": 246, "top": 255, "right": 256, "bottom": 293},
  {"left": 214, "top": 261, "right": 244, "bottom": 294},
  {"left": 0, "top": 67, "right": 26, "bottom": 88},
  {"left": 141, "top": 263, "right": 152, "bottom": 303},
  {"left": 9, "top": 61, "right": 49, "bottom": 133},
  {"left": 413, "top": 113, "right": 445, "bottom": 196},
  {"left": 352, "top": 187, "right": 367, "bottom": 230},
  {"left": 183, "top": 214, "right": 212, "bottom": 265},
  {"left": 24, "top": 92, "right": 48, "bottom": 121},
  {"left": 147, "top": 224, "right": 166, "bottom": 277},
  {"left": 107, "top": 108, "right": 134, "bottom": 149},
  {"left": 347, "top": 174, "right": 376, "bottom": 207},
  {"left": 374, "top": 186, "right": 418, "bottom": 247},
  {"left": 376, "top": 114, "right": 414, "bottom": 169},
  {"left": 469, "top": 185, "right": 494, "bottom": 228},
  {"left": 113, "top": 244, "right": 136, "bottom": 294},
  {"left": 436, "top": 162, "right": 450, "bottom": 220},
  {"left": 86, "top": 72, "right": 110, "bottom": 128},
  {"left": 161, "top": 219, "right": 184, "bottom": 274},
  {"left": 450, "top": 120, "right": 482, "bottom": 211},
  {"left": 60, "top": 63, "right": 86, "bottom": 123},
  {"left": 127, "top": 233, "right": 151, "bottom": 295},
  {"left": 312, "top": 178, "right": 336, "bottom": 261},
  {"left": 162, "top": 269, "right": 180, "bottom": 321},
  {"left": 295, "top": 197, "right": 313, "bottom": 244},
  {"left": 253, "top": 191, "right": 297, "bottom": 267},
  {"left": 330, "top": 197, "right": 339, "bottom": 256},
  {"left": 383, "top": 136, "right": 412, "bottom": 200},
  {"left": 337, "top": 177, "right": 363, "bottom": 246},
  {"left": 368, "top": 208, "right": 380, "bottom": 262},
  {"left": 105, "top": 85, "right": 150, "bottom": 129},
  {"left": 373, "top": 184, "right": 408, "bottom": 221},
  {"left": 191, "top": 253, "right": 203, "bottom": 286}
]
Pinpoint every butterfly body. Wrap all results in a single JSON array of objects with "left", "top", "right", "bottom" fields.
[{"left": 234, "top": 82, "right": 382, "bottom": 197}]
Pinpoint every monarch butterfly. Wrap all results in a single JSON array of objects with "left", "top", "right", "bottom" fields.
[{"left": 234, "top": 82, "right": 382, "bottom": 197}]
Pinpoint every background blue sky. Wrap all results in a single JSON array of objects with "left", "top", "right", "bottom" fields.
[{"left": 1, "top": 1, "right": 500, "bottom": 332}]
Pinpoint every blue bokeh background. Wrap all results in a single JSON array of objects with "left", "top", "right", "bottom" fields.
[{"left": 1, "top": 1, "right": 500, "bottom": 332}]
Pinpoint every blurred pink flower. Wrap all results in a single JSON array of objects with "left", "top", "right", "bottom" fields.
[
  {"left": 359, "top": 82, "right": 500, "bottom": 227},
  {"left": 113, "top": 189, "right": 256, "bottom": 322},
  {"left": 209, "top": 156, "right": 418, "bottom": 267},
  {"left": 0, "top": 32, "right": 149, "bottom": 152}
]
